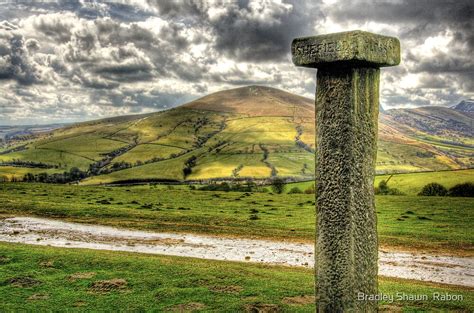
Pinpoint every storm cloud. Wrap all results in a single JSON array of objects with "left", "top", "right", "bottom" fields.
[
  {"left": 325, "top": 0, "right": 474, "bottom": 96},
  {"left": 0, "top": 0, "right": 472, "bottom": 124}
]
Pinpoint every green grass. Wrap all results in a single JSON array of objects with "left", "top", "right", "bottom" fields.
[
  {"left": 374, "top": 169, "right": 474, "bottom": 195},
  {"left": 0, "top": 167, "right": 62, "bottom": 181},
  {"left": 36, "top": 134, "right": 127, "bottom": 161},
  {"left": 111, "top": 114, "right": 171, "bottom": 143},
  {"left": 0, "top": 148, "right": 94, "bottom": 171},
  {"left": 0, "top": 242, "right": 472, "bottom": 312},
  {"left": 1, "top": 183, "right": 472, "bottom": 255},
  {"left": 2, "top": 109, "right": 471, "bottom": 183},
  {"left": 287, "top": 169, "right": 474, "bottom": 196},
  {"left": 268, "top": 152, "right": 314, "bottom": 177},
  {"left": 112, "top": 144, "right": 184, "bottom": 165},
  {"left": 1, "top": 87, "right": 472, "bottom": 183},
  {"left": 188, "top": 153, "right": 271, "bottom": 179},
  {"left": 220, "top": 117, "right": 297, "bottom": 146},
  {"left": 81, "top": 147, "right": 209, "bottom": 184},
  {"left": 376, "top": 140, "right": 458, "bottom": 173},
  {"left": 416, "top": 133, "right": 474, "bottom": 150},
  {"left": 0, "top": 120, "right": 139, "bottom": 171}
]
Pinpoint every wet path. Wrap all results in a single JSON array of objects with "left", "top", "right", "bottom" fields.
[{"left": 1, "top": 217, "right": 472, "bottom": 287}]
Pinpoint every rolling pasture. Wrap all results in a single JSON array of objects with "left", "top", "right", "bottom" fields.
[
  {"left": 1, "top": 86, "right": 472, "bottom": 184},
  {"left": 289, "top": 168, "right": 474, "bottom": 196},
  {"left": 0, "top": 177, "right": 473, "bottom": 311},
  {"left": 1, "top": 182, "right": 472, "bottom": 255}
]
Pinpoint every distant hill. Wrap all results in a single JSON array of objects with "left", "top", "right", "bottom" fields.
[
  {"left": 0, "top": 86, "right": 472, "bottom": 184},
  {"left": 383, "top": 106, "right": 472, "bottom": 139},
  {"left": 184, "top": 85, "right": 314, "bottom": 118},
  {"left": 0, "top": 123, "right": 68, "bottom": 141},
  {"left": 452, "top": 100, "right": 474, "bottom": 115}
]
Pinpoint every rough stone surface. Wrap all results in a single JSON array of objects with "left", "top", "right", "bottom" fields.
[
  {"left": 292, "top": 30, "right": 400, "bottom": 68},
  {"left": 315, "top": 67, "right": 379, "bottom": 312},
  {"left": 291, "top": 30, "right": 400, "bottom": 312}
]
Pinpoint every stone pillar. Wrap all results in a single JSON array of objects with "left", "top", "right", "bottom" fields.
[{"left": 291, "top": 31, "right": 400, "bottom": 312}]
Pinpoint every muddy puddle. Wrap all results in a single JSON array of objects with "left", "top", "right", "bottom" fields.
[{"left": 0, "top": 217, "right": 472, "bottom": 287}]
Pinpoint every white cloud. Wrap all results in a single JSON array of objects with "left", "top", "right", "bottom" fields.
[{"left": 0, "top": 0, "right": 472, "bottom": 124}]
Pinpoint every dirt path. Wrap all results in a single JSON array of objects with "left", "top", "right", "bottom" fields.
[{"left": 1, "top": 217, "right": 473, "bottom": 288}]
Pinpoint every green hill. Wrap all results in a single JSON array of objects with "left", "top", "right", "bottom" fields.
[{"left": 0, "top": 86, "right": 472, "bottom": 184}]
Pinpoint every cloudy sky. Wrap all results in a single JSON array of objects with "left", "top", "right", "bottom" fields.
[{"left": 0, "top": 0, "right": 472, "bottom": 125}]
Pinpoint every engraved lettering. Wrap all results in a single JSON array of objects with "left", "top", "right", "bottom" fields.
[{"left": 294, "top": 37, "right": 395, "bottom": 62}]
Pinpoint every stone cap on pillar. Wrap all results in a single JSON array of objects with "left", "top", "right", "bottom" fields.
[{"left": 291, "top": 30, "right": 400, "bottom": 69}]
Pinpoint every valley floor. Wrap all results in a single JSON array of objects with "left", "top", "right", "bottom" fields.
[
  {"left": 1, "top": 216, "right": 473, "bottom": 288},
  {"left": 0, "top": 182, "right": 473, "bottom": 311}
]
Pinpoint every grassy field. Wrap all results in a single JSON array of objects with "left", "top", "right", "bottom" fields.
[
  {"left": 36, "top": 134, "right": 128, "bottom": 161},
  {"left": 2, "top": 86, "right": 472, "bottom": 184},
  {"left": 376, "top": 140, "right": 458, "bottom": 173},
  {"left": 112, "top": 144, "right": 185, "bottom": 165},
  {"left": 0, "top": 242, "right": 472, "bottom": 312},
  {"left": 0, "top": 119, "right": 139, "bottom": 171},
  {"left": 374, "top": 169, "right": 474, "bottom": 195},
  {"left": 268, "top": 152, "right": 314, "bottom": 177},
  {"left": 220, "top": 116, "right": 297, "bottom": 146},
  {"left": 188, "top": 153, "right": 272, "bottom": 179},
  {"left": 0, "top": 147, "right": 94, "bottom": 171},
  {"left": 0, "top": 166, "right": 62, "bottom": 181},
  {"left": 81, "top": 147, "right": 210, "bottom": 184},
  {"left": 288, "top": 169, "right": 474, "bottom": 196},
  {"left": 1, "top": 183, "right": 472, "bottom": 255}
]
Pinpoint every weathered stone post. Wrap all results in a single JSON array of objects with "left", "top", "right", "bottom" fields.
[{"left": 291, "top": 31, "right": 400, "bottom": 312}]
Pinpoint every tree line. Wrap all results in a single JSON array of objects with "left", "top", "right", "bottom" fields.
[{"left": 22, "top": 167, "right": 88, "bottom": 183}]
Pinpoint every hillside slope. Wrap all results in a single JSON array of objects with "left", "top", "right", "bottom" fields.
[
  {"left": 452, "top": 100, "right": 474, "bottom": 115},
  {"left": 0, "top": 86, "right": 472, "bottom": 184},
  {"left": 184, "top": 85, "right": 314, "bottom": 118}
]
